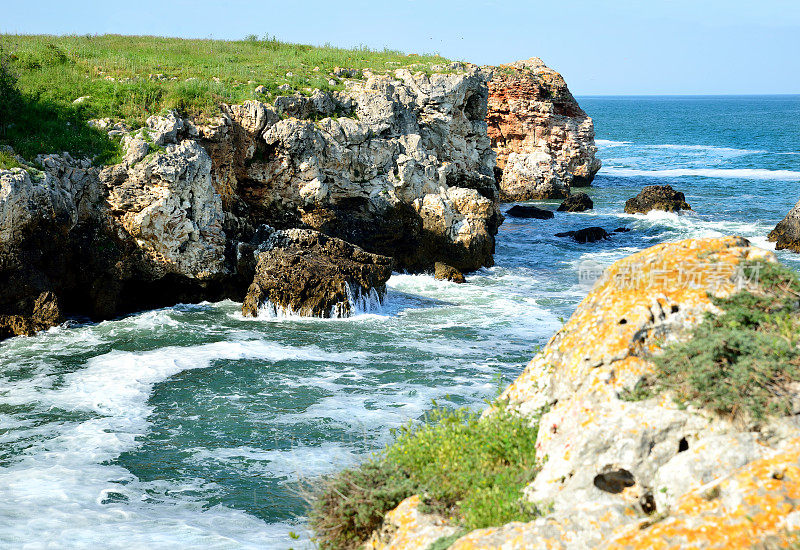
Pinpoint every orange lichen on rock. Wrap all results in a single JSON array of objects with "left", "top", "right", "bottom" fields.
[
  {"left": 501, "top": 235, "right": 776, "bottom": 416},
  {"left": 364, "top": 495, "right": 458, "bottom": 550},
  {"left": 607, "top": 439, "right": 800, "bottom": 549}
]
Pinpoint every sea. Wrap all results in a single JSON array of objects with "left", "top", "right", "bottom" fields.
[{"left": 1, "top": 95, "right": 799, "bottom": 548}]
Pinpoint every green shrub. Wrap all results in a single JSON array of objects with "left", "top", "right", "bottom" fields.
[
  {"left": 309, "top": 403, "right": 543, "bottom": 549},
  {"left": 638, "top": 260, "right": 800, "bottom": 421}
]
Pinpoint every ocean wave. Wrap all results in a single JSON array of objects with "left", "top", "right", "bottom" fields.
[
  {"left": 595, "top": 139, "right": 632, "bottom": 147},
  {"left": 601, "top": 167, "right": 800, "bottom": 181}
]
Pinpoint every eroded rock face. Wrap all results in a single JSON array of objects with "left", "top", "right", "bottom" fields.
[
  {"left": 487, "top": 58, "right": 601, "bottom": 201},
  {"left": 208, "top": 69, "right": 501, "bottom": 272},
  {"left": 624, "top": 185, "right": 691, "bottom": 214},
  {"left": 768, "top": 198, "right": 800, "bottom": 252},
  {"left": 241, "top": 228, "right": 393, "bottom": 317},
  {"left": 368, "top": 237, "right": 800, "bottom": 549}
]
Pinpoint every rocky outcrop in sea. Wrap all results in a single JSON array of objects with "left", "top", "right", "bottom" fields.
[
  {"left": 366, "top": 236, "right": 800, "bottom": 549},
  {"left": 769, "top": 198, "right": 800, "bottom": 252},
  {"left": 487, "top": 58, "right": 601, "bottom": 201}
]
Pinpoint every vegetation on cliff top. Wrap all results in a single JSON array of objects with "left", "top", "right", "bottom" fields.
[
  {"left": 0, "top": 34, "right": 451, "bottom": 162},
  {"left": 309, "top": 403, "right": 543, "bottom": 549},
  {"left": 629, "top": 260, "right": 800, "bottom": 421}
]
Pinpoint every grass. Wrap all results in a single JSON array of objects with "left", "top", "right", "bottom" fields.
[
  {"left": 0, "top": 34, "right": 452, "bottom": 163},
  {"left": 626, "top": 260, "right": 800, "bottom": 422},
  {"left": 309, "top": 403, "right": 543, "bottom": 550}
]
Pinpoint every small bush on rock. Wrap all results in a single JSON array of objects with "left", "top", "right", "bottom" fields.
[
  {"left": 644, "top": 260, "right": 800, "bottom": 421},
  {"left": 309, "top": 403, "right": 543, "bottom": 549}
]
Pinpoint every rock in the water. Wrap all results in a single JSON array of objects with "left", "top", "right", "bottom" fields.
[
  {"left": 0, "top": 291, "right": 63, "bottom": 339},
  {"left": 768, "top": 198, "right": 800, "bottom": 253},
  {"left": 506, "top": 205, "right": 554, "bottom": 219},
  {"left": 624, "top": 185, "right": 691, "bottom": 214},
  {"left": 487, "top": 58, "right": 601, "bottom": 201},
  {"left": 242, "top": 228, "right": 393, "bottom": 318},
  {"left": 434, "top": 262, "right": 466, "bottom": 283},
  {"left": 555, "top": 226, "right": 609, "bottom": 243},
  {"left": 557, "top": 192, "right": 593, "bottom": 212},
  {"left": 613, "top": 226, "right": 631, "bottom": 233}
]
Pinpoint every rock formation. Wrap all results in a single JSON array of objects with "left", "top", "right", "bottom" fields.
[
  {"left": 367, "top": 237, "right": 800, "bottom": 549},
  {"left": 505, "top": 205, "right": 554, "bottom": 219},
  {"left": 487, "top": 58, "right": 601, "bottom": 201},
  {"left": 241, "top": 228, "right": 393, "bottom": 317},
  {"left": 557, "top": 192, "right": 593, "bottom": 212},
  {"left": 0, "top": 66, "right": 504, "bottom": 338},
  {"left": 624, "top": 185, "right": 691, "bottom": 214},
  {"left": 555, "top": 226, "right": 610, "bottom": 243},
  {"left": 433, "top": 262, "right": 466, "bottom": 283},
  {"left": 768, "top": 198, "right": 800, "bottom": 252}
]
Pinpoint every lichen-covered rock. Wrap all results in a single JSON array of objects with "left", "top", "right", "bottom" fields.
[
  {"left": 768, "top": 198, "right": 800, "bottom": 253},
  {"left": 434, "top": 262, "right": 466, "bottom": 283},
  {"left": 487, "top": 58, "right": 601, "bottom": 201},
  {"left": 624, "top": 185, "right": 691, "bottom": 214},
  {"left": 368, "top": 237, "right": 797, "bottom": 549},
  {"left": 557, "top": 192, "right": 593, "bottom": 212},
  {"left": 241, "top": 228, "right": 393, "bottom": 317},
  {"left": 364, "top": 495, "right": 459, "bottom": 550}
]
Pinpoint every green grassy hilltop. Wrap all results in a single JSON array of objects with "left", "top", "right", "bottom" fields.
[{"left": 0, "top": 34, "right": 451, "bottom": 163}]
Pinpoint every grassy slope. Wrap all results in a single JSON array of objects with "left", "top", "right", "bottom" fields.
[{"left": 0, "top": 34, "right": 451, "bottom": 162}]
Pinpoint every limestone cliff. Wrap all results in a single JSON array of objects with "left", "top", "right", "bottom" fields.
[
  {"left": 367, "top": 237, "right": 800, "bottom": 549},
  {"left": 487, "top": 58, "right": 601, "bottom": 201},
  {"left": 0, "top": 67, "right": 501, "bottom": 335}
]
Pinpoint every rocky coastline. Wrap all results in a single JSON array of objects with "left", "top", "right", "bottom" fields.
[{"left": 0, "top": 59, "right": 600, "bottom": 339}]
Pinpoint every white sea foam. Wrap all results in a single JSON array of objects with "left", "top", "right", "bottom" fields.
[
  {"left": 601, "top": 167, "right": 800, "bottom": 181},
  {"left": 595, "top": 139, "right": 632, "bottom": 146}
]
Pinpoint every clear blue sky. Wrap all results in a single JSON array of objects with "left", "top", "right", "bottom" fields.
[{"left": 2, "top": 0, "right": 799, "bottom": 95}]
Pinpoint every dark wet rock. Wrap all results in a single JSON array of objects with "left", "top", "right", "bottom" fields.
[
  {"left": 557, "top": 192, "right": 594, "bottom": 212},
  {"left": 242, "top": 229, "right": 393, "bottom": 318},
  {"left": 614, "top": 227, "right": 632, "bottom": 233},
  {"left": 434, "top": 262, "right": 466, "bottom": 284},
  {"left": 0, "top": 291, "right": 63, "bottom": 339},
  {"left": 769, "top": 199, "right": 800, "bottom": 253},
  {"left": 624, "top": 185, "right": 691, "bottom": 214},
  {"left": 555, "top": 227, "right": 610, "bottom": 243},
  {"left": 506, "top": 205, "right": 554, "bottom": 219}
]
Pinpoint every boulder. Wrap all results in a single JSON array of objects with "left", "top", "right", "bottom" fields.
[
  {"left": 506, "top": 205, "right": 554, "bottom": 219},
  {"left": 487, "top": 58, "right": 601, "bottom": 201},
  {"left": 557, "top": 192, "right": 593, "bottom": 212},
  {"left": 768, "top": 198, "right": 800, "bottom": 253},
  {"left": 0, "top": 291, "right": 63, "bottom": 339},
  {"left": 434, "top": 262, "right": 466, "bottom": 283},
  {"left": 242, "top": 228, "right": 393, "bottom": 318},
  {"left": 624, "top": 185, "right": 691, "bottom": 214},
  {"left": 555, "top": 226, "right": 610, "bottom": 243}
]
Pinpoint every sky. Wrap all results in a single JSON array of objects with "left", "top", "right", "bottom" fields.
[{"left": 1, "top": 0, "right": 799, "bottom": 95}]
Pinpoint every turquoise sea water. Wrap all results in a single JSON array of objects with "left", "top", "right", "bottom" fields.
[{"left": 1, "top": 96, "right": 799, "bottom": 548}]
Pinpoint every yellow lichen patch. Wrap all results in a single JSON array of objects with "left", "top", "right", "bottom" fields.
[
  {"left": 607, "top": 439, "right": 800, "bottom": 549},
  {"left": 363, "top": 495, "right": 458, "bottom": 550},
  {"left": 501, "top": 236, "right": 776, "bottom": 412}
]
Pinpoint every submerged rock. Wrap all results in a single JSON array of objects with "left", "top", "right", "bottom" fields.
[
  {"left": 768, "top": 198, "right": 800, "bottom": 253},
  {"left": 557, "top": 191, "right": 593, "bottom": 212},
  {"left": 434, "top": 262, "right": 466, "bottom": 283},
  {"left": 241, "top": 229, "right": 393, "bottom": 318},
  {"left": 506, "top": 205, "right": 554, "bottom": 219},
  {"left": 555, "top": 226, "right": 610, "bottom": 243},
  {"left": 487, "top": 58, "right": 601, "bottom": 201},
  {"left": 624, "top": 185, "right": 691, "bottom": 214}
]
